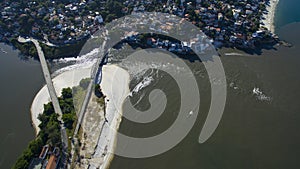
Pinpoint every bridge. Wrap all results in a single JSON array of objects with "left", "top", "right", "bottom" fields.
[{"left": 31, "top": 39, "right": 68, "bottom": 168}]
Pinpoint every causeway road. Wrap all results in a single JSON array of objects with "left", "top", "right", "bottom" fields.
[{"left": 31, "top": 39, "right": 68, "bottom": 157}]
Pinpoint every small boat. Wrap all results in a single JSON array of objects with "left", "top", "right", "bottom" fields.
[
  {"left": 253, "top": 87, "right": 262, "bottom": 95},
  {"left": 187, "top": 110, "right": 194, "bottom": 118}
]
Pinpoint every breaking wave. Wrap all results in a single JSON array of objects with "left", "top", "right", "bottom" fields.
[
  {"left": 51, "top": 48, "right": 99, "bottom": 77},
  {"left": 119, "top": 60, "right": 190, "bottom": 96},
  {"left": 129, "top": 75, "right": 154, "bottom": 97}
]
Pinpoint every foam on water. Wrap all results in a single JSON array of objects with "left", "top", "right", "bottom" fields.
[
  {"left": 118, "top": 59, "right": 192, "bottom": 97},
  {"left": 52, "top": 48, "right": 99, "bottom": 63},
  {"left": 224, "top": 52, "right": 247, "bottom": 56},
  {"left": 51, "top": 48, "right": 99, "bottom": 76},
  {"left": 119, "top": 60, "right": 189, "bottom": 78},
  {"left": 130, "top": 75, "right": 154, "bottom": 96}
]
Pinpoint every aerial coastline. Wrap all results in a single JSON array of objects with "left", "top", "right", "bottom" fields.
[
  {"left": 30, "top": 0, "right": 282, "bottom": 134},
  {"left": 19, "top": 0, "right": 283, "bottom": 168},
  {"left": 29, "top": 1, "right": 281, "bottom": 165},
  {"left": 3, "top": 0, "right": 300, "bottom": 168}
]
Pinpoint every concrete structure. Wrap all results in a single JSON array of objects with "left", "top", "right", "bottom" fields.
[{"left": 31, "top": 39, "right": 68, "bottom": 168}]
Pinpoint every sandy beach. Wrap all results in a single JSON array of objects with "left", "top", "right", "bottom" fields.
[
  {"left": 30, "top": 67, "right": 92, "bottom": 134},
  {"left": 99, "top": 65, "right": 130, "bottom": 169},
  {"left": 73, "top": 64, "right": 130, "bottom": 169},
  {"left": 261, "top": 0, "right": 280, "bottom": 33},
  {"left": 31, "top": 63, "right": 130, "bottom": 169}
]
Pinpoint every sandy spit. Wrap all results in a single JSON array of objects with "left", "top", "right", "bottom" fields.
[{"left": 89, "top": 64, "right": 130, "bottom": 169}]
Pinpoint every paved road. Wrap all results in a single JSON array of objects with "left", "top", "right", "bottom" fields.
[
  {"left": 73, "top": 39, "right": 107, "bottom": 137},
  {"left": 31, "top": 39, "right": 68, "bottom": 167},
  {"left": 69, "top": 38, "right": 107, "bottom": 168},
  {"left": 73, "top": 80, "right": 93, "bottom": 136}
]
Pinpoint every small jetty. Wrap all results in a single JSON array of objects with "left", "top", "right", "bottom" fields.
[{"left": 279, "top": 40, "right": 293, "bottom": 47}]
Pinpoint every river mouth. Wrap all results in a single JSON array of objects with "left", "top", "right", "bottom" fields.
[{"left": 2, "top": 0, "right": 300, "bottom": 167}]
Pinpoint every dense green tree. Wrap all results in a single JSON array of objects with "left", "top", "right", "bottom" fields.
[
  {"left": 28, "top": 138, "right": 43, "bottom": 155},
  {"left": 43, "top": 102, "right": 54, "bottom": 116},
  {"left": 62, "top": 87, "right": 73, "bottom": 99},
  {"left": 63, "top": 113, "right": 75, "bottom": 129}
]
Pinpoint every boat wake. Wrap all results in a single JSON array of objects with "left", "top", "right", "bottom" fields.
[{"left": 252, "top": 87, "right": 272, "bottom": 101}]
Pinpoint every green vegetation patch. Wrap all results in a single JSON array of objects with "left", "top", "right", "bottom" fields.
[{"left": 13, "top": 87, "right": 77, "bottom": 169}]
